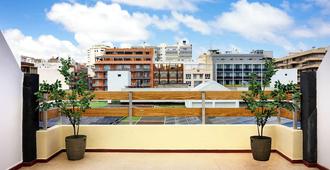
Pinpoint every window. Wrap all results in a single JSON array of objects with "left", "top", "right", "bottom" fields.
[
  {"left": 186, "top": 74, "right": 191, "bottom": 79},
  {"left": 186, "top": 81, "right": 191, "bottom": 86},
  {"left": 205, "top": 74, "right": 210, "bottom": 79}
]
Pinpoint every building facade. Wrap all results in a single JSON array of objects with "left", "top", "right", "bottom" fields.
[
  {"left": 153, "top": 62, "right": 184, "bottom": 87},
  {"left": 183, "top": 63, "right": 213, "bottom": 87},
  {"left": 211, "top": 50, "right": 273, "bottom": 86},
  {"left": 87, "top": 45, "right": 111, "bottom": 66},
  {"left": 93, "top": 47, "right": 154, "bottom": 91},
  {"left": 156, "top": 40, "right": 192, "bottom": 62},
  {"left": 275, "top": 47, "right": 328, "bottom": 84}
]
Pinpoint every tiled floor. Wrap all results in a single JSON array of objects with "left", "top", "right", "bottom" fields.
[{"left": 21, "top": 152, "right": 316, "bottom": 170}]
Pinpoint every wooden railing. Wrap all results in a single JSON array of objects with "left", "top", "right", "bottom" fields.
[{"left": 40, "top": 91, "right": 298, "bottom": 129}]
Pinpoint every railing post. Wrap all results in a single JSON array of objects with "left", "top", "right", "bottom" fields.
[
  {"left": 293, "top": 100, "right": 298, "bottom": 129},
  {"left": 128, "top": 91, "right": 133, "bottom": 125},
  {"left": 201, "top": 91, "right": 206, "bottom": 125},
  {"left": 277, "top": 108, "right": 281, "bottom": 124},
  {"left": 43, "top": 94, "right": 48, "bottom": 130},
  {"left": 59, "top": 108, "right": 62, "bottom": 125}
]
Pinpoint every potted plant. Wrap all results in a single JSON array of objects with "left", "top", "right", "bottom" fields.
[
  {"left": 36, "top": 57, "right": 94, "bottom": 160},
  {"left": 241, "top": 59, "right": 300, "bottom": 161}
]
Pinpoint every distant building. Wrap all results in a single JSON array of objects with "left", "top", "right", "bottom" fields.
[
  {"left": 87, "top": 44, "right": 111, "bottom": 77},
  {"left": 38, "top": 62, "right": 70, "bottom": 90},
  {"left": 93, "top": 47, "right": 154, "bottom": 91},
  {"left": 20, "top": 56, "right": 77, "bottom": 90},
  {"left": 107, "top": 71, "right": 131, "bottom": 91},
  {"left": 87, "top": 44, "right": 110, "bottom": 66},
  {"left": 156, "top": 40, "right": 192, "bottom": 62},
  {"left": 183, "top": 63, "right": 213, "bottom": 87},
  {"left": 21, "top": 62, "right": 37, "bottom": 74},
  {"left": 270, "top": 69, "right": 297, "bottom": 88},
  {"left": 153, "top": 62, "right": 184, "bottom": 87},
  {"left": 275, "top": 47, "right": 328, "bottom": 84},
  {"left": 211, "top": 49, "right": 273, "bottom": 86}
]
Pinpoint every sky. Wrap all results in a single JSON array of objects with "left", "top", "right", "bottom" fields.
[{"left": 1, "top": 0, "right": 330, "bottom": 62}]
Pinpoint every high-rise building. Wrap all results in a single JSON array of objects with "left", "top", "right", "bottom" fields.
[
  {"left": 275, "top": 47, "right": 328, "bottom": 84},
  {"left": 93, "top": 47, "right": 154, "bottom": 91},
  {"left": 156, "top": 40, "right": 192, "bottom": 62},
  {"left": 211, "top": 49, "right": 273, "bottom": 86}
]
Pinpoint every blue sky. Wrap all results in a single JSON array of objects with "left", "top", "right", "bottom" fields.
[{"left": 1, "top": 0, "right": 330, "bottom": 62}]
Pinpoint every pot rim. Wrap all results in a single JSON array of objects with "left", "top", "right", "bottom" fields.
[
  {"left": 66, "top": 135, "right": 87, "bottom": 139},
  {"left": 250, "top": 135, "right": 271, "bottom": 139}
]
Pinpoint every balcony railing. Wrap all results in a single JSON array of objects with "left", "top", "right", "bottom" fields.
[{"left": 40, "top": 91, "right": 298, "bottom": 129}]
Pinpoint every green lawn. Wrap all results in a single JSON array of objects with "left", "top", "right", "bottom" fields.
[
  {"left": 120, "top": 116, "right": 141, "bottom": 124},
  {"left": 90, "top": 101, "right": 108, "bottom": 108}
]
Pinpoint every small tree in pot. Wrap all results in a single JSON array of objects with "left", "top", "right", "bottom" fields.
[
  {"left": 241, "top": 59, "right": 300, "bottom": 161},
  {"left": 36, "top": 57, "right": 94, "bottom": 160}
]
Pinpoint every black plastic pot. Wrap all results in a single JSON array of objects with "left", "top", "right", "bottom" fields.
[
  {"left": 65, "top": 135, "right": 86, "bottom": 160},
  {"left": 250, "top": 136, "right": 272, "bottom": 161}
]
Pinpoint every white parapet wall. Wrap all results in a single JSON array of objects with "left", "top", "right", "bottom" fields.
[
  {"left": 317, "top": 47, "right": 330, "bottom": 169},
  {"left": 36, "top": 125, "right": 302, "bottom": 161},
  {"left": 0, "top": 32, "right": 23, "bottom": 169}
]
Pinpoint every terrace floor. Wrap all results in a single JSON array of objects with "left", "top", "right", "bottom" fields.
[{"left": 21, "top": 152, "right": 315, "bottom": 170}]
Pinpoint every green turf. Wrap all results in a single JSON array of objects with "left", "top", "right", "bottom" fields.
[
  {"left": 90, "top": 101, "right": 108, "bottom": 108},
  {"left": 120, "top": 116, "right": 141, "bottom": 123}
]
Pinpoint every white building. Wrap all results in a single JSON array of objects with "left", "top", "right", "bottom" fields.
[
  {"left": 21, "top": 56, "right": 72, "bottom": 90},
  {"left": 87, "top": 44, "right": 110, "bottom": 66},
  {"left": 107, "top": 71, "right": 131, "bottom": 91},
  {"left": 185, "top": 81, "right": 239, "bottom": 108},
  {"left": 0, "top": 31, "right": 23, "bottom": 170},
  {"left": 156, "top": 40, "right": 192, "bottom": 62},
  {"left": 87, "top": 45, "right": 111, "bottom": 77},
  {"left": 270, "top": 69, "right": 297, "bottom": 88},
  {"left": 183, "top": 62, "right": 212, "bottom": 87}
]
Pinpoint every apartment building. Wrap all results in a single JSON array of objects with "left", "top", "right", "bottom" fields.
[
  {"left": 184, "top": 63, "right": 212, "bottom": 87},
  {"left": 87, "top": 44, "right": 111, "bottom": 66},
  {"left": 275, "top": 47, "right": 328, "bottom": 84},
  {"left": 156, "top": 40, "right": 192, "bottom": 62},
  {"left": 153, "top": 62, "right": 184, "bottom": 87},
  {"left": 93, "top": 47, "right": 154, "bottom": 91},
  {"left": 211, "top": 50, "right": 273, "bottom": 86}
]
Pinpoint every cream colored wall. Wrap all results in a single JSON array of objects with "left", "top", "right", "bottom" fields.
[
  {"left": 273, "top": 125, "right": 302, "bottom": 160},
  {"left": 36, "top": 126, "right": 63, "bottom": 159},
  {"left": 37, "top": 125, "right": 302, "bottom": 160}
]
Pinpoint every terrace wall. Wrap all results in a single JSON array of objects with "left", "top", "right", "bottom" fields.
[
  {"left": 317, "top": 47, "right": 330, "bottom": 169},
  {"left": 0, "top": 32, "right": 23, "bottom": 169},
  {"left": 36, "top": 125, "right": 302, "bottom": 161}
]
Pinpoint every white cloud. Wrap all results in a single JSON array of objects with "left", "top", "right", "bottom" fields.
[
  {"left": 214, "top": 0, "right": 294, "bottom": 50},
  {"left": 172, "top": 12, "right": 211, "bottom": 35},
  {"left": 112, "top": 0, "right": 198, "bottom": 12},
  {"left": 3, "top": 29, "right": 84, "bottom": 62},
  {"left": 47, "top": 2, "right": 177, "bottom": 49},
  {"left": 312, "top": 0, "right": 330, "bottom": 15},
  {"left": 292, "top": 19, "right": 330, "bottom": 38}
]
